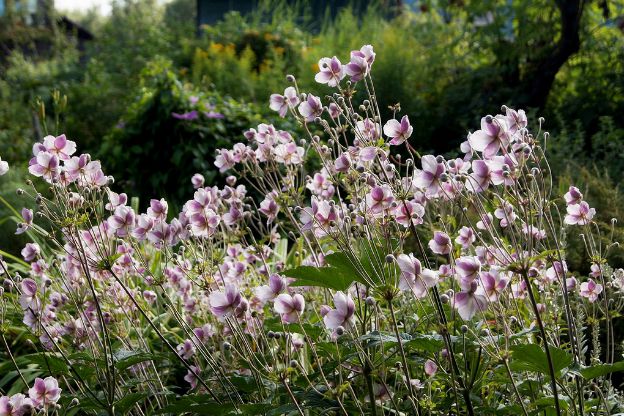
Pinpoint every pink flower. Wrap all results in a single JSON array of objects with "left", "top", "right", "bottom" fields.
[
  {"left": 467, "top": 160, "right": 493, "bottom": 192},
  {"left": 564, "top": 186, "right": 583, "bottom": 205},
  {"left": 189, "top": 209, "right": 220, "bottom": 237},
  {"left": 306, "top": 171, "right": 335, "bottom": 199},
  {"left": 334, "top": 152, "right": 352, "bottom": 173},
  {"left": 356, "top": 118, "right": 381, "bottom": 141},
  {"left": 504, "top": 107, "right": 527, "bottom": 135},
  {"left": 455, "top": 256, "right": 481, "bottom": 287},
  {"left": 28, "top": 377, "right": 61, "bottom": 406},
  {"left": 383, "top": 115, "right": 413, "bottom": 145},
  {"left": 328, "top": 102, "right": 342, "bottom": 119},
  {"left": 43, "top": 134, "right": 76, "bottom": 160},
  {"left": 131, "top": 214, "right": 154, "bottom": 241},
  {"left": 345, "top": 45, "right": 375, "bottom": 82},
  {"left": 259, "top": 193, "right": 280, "bottom": 223},
  {"left": 454, "top": 281, "right": 488, "bottom": 320},
  {"left": 172, "top": 111, "right": 198, "bottom": 120},
  {"left": 315, "top": 56, "right": 345, "bottom": 87},
  {"left": 28, "top": 151, "right": 59, "bottom": 182},
  {"left": 0, "top": 394, "right": 34, "bottom": 416},
  {"left": 147, "top": 198, "right": 168, "bottom": 222},
  {"left": 300, "top": 198, "right": 339, "bottom": 238},
  {"left": 579, "top": 279, "right": 603, "bottom": 303},
  {"left": 19, "top": 278, "right": 38, "bottom": 310},
  {"left": 274, "top": 142, "right": 304, "bottom": 165},
  {"left": 366, "top": 185, "right": 394, "bottom": 214},
  {"left": 397, "top": 254, "right": 438, "bottom": 298},
  {"left": 479, "top": 268, "right": 509, "bottom": 301},
  {"left": 105, "top": 191, "right": 127, "bottom": 211},
  {"left": 323, "top": 291, "right": 355, "bottom": 330},
  {"left": 522, "top": 223, "right": 546, "bottom": 240},
  {"left": 184, "top": 366, "right": 201, "bottom": 389},
  {"left": 15, "top": 208, "right": 33, "bottom": 235},
  {"left": 209, "top": 285, "right": 242, "bottom": 318},
  {"left": 455, "top": 226, "right": 476, "bottom": 248},
  {"left": 108, "top": 205, "right": 135, "bottom": 237},
  {"left": 476, "top": 213, "right": 493, "bottom": 230},
  {"left": 564, "top": 202, "right": 595, "bottom": 225},
  {"left": 494, "top": 201, "right": 516, "bottom": 227},
  {"left": 424, "top": 359, "right": 438, "bottom": 377},
  {"left": 428, "top": 231, "right": 451, "bottom": 255},
  {"left": 191, "top": 173, "right": 205, "bottom": 189},
  {"left": 255, "top": 274, "right": 287, "bottom": 303},
  {"left": 393, "top": 200, "right": 425, "bottom": 227},
  {"left": 269, "top": 87, "right": 298, "bottom": 117},
  {"left": 590, "top": 263, "right": 602, "bottom": 278},
  {"left": 215, "top": 149, "right": 237, "bottom": 172},
  {"left": 274, "top": 293, "right": 305, "bottom": 323},
  {"left": 176, "top": 339, "right": 196, "bottom": 360},
  {"left": 468, "top": 115, "right": 511, "bottom": 159},
  {"left": 566, "top": 276, "right": 578, "bottom": 292},
  {"left": 414, "top": 155, "right": 446, "bottom": 196},
  {"left": 21, "top": 243, "right": 40, "bottom": 262},
  {"left": 298, "top": 94, "right": 323, "bottom": 122}
]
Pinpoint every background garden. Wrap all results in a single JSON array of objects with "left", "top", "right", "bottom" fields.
[{"left": 1, "top": 0, "right": 624, "bottom": 413}]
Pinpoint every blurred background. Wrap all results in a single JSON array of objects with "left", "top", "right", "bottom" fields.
[{"left": 1, "top": 0, "right": 623, "bottom": 270}]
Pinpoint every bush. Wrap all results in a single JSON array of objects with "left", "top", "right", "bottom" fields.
[{"left": 100, "top": 59, "right": 293, "bottom": 208}]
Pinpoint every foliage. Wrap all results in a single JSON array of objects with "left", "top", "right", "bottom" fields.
[{"left": 99, "top": 59, "right": 287, "bottom": 207}]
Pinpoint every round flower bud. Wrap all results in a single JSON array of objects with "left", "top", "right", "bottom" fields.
[
  {"left": 460, "top": 325, "right": 469, "bottom": 333},
  {"left": 385, "top": 254, "right": 395, "bottom": 263},
  {"left": 436, "top": 155, "right": 445, "bottom": 163},
  {"left": 365, "top": 296, "right": 376, "bottom": 306},
  {"left": 335, "top": 326, "right": 345, "bottom": 336},
  {"left": 290, "top": 359, "right": 298, "bottom": 368},
  {"left": 485, "top": 115, "right": 493, "bottom": 124},
  {"left": 223, "top": 342, "right": 232, "bottom": 350},
  {"left": 286, "top": 74, "right": 295, "bottom": 82},
  {"left": 440, "top": 294, "right": 449, "bottom": 304}
]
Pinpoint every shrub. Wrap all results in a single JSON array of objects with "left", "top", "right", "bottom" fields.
[{"left": 99, "top": 59, "right": 294, "bottom": 208}]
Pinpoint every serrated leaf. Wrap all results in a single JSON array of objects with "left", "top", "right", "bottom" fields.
[
  {"left": 579, "top": 361, "right": 624, "bottom": 380},
  {"left": 113, "top": 349, "right": 160, "bottom": 371},
  {"left": 283, "top": 265, "right": 358, "bottom": 291},
  {"left": 510, "top": 344, "right": 573, "bottom": 377}
]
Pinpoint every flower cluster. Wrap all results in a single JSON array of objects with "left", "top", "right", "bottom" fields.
[{"left": 0, "top": 44, "right": 621, "bottom": 416}]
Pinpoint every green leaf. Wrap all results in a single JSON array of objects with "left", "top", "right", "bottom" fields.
[
  {"left": 22, "top": 352, "right": 70, "bottom": 375},
  {"left": 157, "top": 396, "right": 274, "bottom": 415},
  {"left": 283, "top": 250, "right": 371, "bottom": 291},
  {"left": 113, "top": 349, "right": 160, "bottom": 371},
  {"left": 509, "top": 344, "right": 573, "bottom": 377},
  {"left": 579, "top": 361, "right": 624, "bottom": 380},
  {"left": 283, "top": 265, "right": 358, "bottom": 291},
  {"left": 114, "top": 392, "right": 152, "bottom": 413}
]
